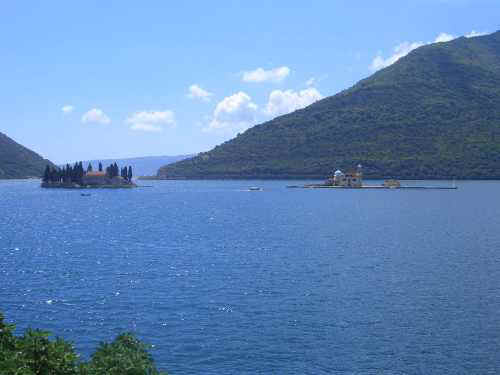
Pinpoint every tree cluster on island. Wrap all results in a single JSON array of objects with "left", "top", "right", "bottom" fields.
[
  {"left": 102, "top": 162, "right": 133, "bottom": 181},
  {"left": 42, "top": 161, "right": 133, "bottom": 184}
]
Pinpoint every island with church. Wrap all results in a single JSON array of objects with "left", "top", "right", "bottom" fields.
[
  {"left": 41, "top": 161, "right": 137, "bottom": 189},
  {"left": 287, "top": 164, "right": 457, "bottom": 190}
]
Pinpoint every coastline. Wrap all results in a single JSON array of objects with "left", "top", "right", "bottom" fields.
[
  {"left": 2, "top": 176, "right": 500, "bottom": 182},
  {"left": 41, "top": 182, "right": 137, "bottom": 189},
  {"left": 137, "top": 175, "right": 500, "bottom": 181}
]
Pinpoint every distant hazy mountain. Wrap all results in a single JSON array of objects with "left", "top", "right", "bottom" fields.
[
  {"left": 69, "top": 155, "right": 194, "bottom": 177},
  {"left": 160, "top": 31, "right": 500, "bottom": 179},
  {"left": 0, "top": 132, "right": 54, "bottom": 179}
]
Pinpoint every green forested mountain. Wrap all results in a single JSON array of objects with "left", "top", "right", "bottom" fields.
[
  {"left": 0, "top": 132, "right": 54, "bottom": 179},
  {"left": 160, "top": 31, "right": 500, "bottom": 179}
]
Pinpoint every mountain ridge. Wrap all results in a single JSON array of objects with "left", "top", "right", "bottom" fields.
[
  {"left": 0, "top": 132, "right": 54, "bottom": 179},
  {"left": 159, "top": 31, "right": 500, "bottom": 179}
]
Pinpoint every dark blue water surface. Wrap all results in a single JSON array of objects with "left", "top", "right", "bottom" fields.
[{"left": 1, "top": 179, "right": 500, "bottom": 374}]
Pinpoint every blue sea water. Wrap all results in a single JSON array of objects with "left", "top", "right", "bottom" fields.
[{"left": 1, "top": 179, "right": 499, "bottom": 374}]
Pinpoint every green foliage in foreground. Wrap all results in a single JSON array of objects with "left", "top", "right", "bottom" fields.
[{"left": 0, "top": 313, "right": 167, "bottom": 375}]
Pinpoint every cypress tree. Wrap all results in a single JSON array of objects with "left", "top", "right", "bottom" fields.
[
  {"left": 42, "top": 165, "right": 50, "bottom": 182},
  {"left": 78, "top": 162, "right": 84, "bottom": 182},
  {"left": 72, "top": 162, "right": 78, "bottom": 183},
  {"left": 87, "top": 163, "right": 93, "bottom": 173},
  {"left": 50, "top": 167, "right": 58, "bottom": 182},
  {"left": 98, "top": 162, "right": 103, "bottom": 172},
  {"left": 128, "top": 166, "right": 133, "bottom": 181},
  {"left": 66, "top": 164, "right": 72, "bottom": 183}
]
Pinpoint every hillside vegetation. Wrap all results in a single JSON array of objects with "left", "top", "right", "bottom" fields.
[
  {"left": 160, "top": 31, "right": 500, "bottom": 179},
  {"left": 0, "top": 132, "right": 54, "bottom": 179}
]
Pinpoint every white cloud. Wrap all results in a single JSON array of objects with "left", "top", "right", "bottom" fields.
[
  {"left": 264, "top": 88, "right": 323, "bottom": 117},
  {"left": 370, "top": 31, "right": 489, "bottom": 71},
  {"left": 187, "top": 84, "right": 213, "bottom": 101},
  {"left": 370, "top": 41, "right": 425, "bottom": 71},
  {"left": 305, "top": 75, "right": 328, "bottom": 87},
  {"left": 242, "top": 66, "right": 290, "bottom": 83},
  {"left": 203, "top": 88, "right": 323, "bottom": 133},
  {"left": 205, "top": 91, "right": 258, "bottom": 133},
  {"left": 305, "top": 77, "right": 316, "bottom": 86},
  {"left": 465, "top": 30, "right": 487, "bottom": 38},
  {"left": 81, "top": 108, "right": 111, "bottom": 124},
  {"left": 126, "top": 110, "right": 176, "bottom": 132},
  {"left": 129, "top": 123, "right": 163, "bottom": 132},
  {"left": 61, "top": 105, "right": 74, "bottom": 114},
  {"left": 434, "top": 32, "right": 455, "bottom": 43}
]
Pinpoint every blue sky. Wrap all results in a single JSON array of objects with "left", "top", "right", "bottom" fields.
[{"left": 1, "top": 1, "right": 498, "bottom": 163}]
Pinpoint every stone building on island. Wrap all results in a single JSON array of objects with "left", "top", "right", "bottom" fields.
[
  {"left": 81, "top": 170, "right": 134, "bottom": 187},
  {"left": 325, "top": 164, "right": 363, "bottom": 187}
]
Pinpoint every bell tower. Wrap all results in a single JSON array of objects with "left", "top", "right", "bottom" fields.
[{"left": 357, "top": 164, "right": 363, "bottom": 186}]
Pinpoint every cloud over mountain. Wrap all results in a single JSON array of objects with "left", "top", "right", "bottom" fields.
[
  {"left": 205, "top": 92, "right": 258, "bottom": 133},
  {"left": 264, "top": 88, "right": 323, "bottom": 117},
  {"left": 370, "top": 30, "right": 488, "bottom": 71}
]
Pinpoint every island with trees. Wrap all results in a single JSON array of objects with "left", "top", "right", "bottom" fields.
[{"left": 41, "top": 161, "right": 137, "bottom": 188}]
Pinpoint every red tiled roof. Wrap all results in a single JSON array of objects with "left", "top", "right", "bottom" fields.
[{"left": 86, "top": 171, "right": 106, "bottom": 176}]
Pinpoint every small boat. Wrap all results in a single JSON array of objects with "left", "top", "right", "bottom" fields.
[
  {"left": 248, "top": 187, "right": 262, "bottom": 191},
  {"left": 81, "top": 193, "right": 91, "bottom": 197}
]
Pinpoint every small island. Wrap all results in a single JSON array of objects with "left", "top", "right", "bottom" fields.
[
  {"left": 288, "top": 164, "right": 457, "bottom": 190},
  {"left": 41, "top": 162, "right": 137, "bottom": 189}
]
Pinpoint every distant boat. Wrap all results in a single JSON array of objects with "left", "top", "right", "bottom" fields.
[
  {"left": 248, "top": 187, "right": 263, "bottom": 191},
  {"left": 81, "top": 193, "right": 91, "bottom": 197}
]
